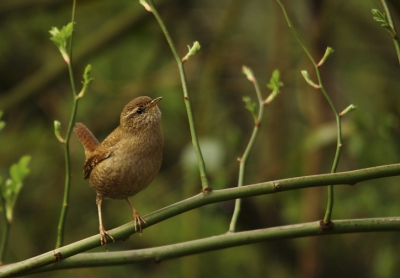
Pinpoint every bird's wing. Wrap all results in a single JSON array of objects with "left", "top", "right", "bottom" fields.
[
  {"left": 83, "top": 149, "right": 112, "bottom": 179},
  {"left": 82, "top": 127, "right": 120, "bottom": 179}
]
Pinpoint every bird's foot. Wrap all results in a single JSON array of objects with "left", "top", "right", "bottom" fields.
[
  {"left": 133, "top": 211, "right": 147, "bottom": 234},
  {"left": 99, "top": 225, "right": 115, "bottom": 250}
]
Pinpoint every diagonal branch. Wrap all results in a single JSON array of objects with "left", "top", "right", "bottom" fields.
[
  {"left": 1, "top": 163, "right": 400, "bottom": 276},
  {"left": 26, "top": 217, "right": 400, "bottom": 274}
]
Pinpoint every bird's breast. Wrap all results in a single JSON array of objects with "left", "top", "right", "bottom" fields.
[{"left": 89, "top": 135, "right": 163, "bottom": 199}]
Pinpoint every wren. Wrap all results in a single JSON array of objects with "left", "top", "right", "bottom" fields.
[{"left": 74, "top": 96, "right": 163, "bottom": 248}]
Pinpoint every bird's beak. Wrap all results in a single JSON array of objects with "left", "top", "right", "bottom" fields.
[{"left": 149, "top": 97, "right": 162, "bottom": 108}]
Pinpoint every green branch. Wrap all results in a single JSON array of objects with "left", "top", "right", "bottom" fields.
[
  {"left": 144, "top": 0, "right": 210, "bottom": 190},
  {"left": 25, "top": 217, "right": 400, "bottom": 274},
  {"left": 1, "top": 163, "right": 400, "bottom": 276}
]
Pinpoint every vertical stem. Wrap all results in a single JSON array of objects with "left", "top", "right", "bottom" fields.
[
  {"left": 147, "top": 0, "right": 210, "bottom": 190},
  {"left": 276, "top": 0, "right": 342, "bottom": 225},
  {"left": 380, "top": 0, "right": 394, "bottom": 28},
  {"left": 229, "top": 75, "right": 264, "bottom": 232},
  {"left": 380, "top": 0, "right": 400, "bottom": 65},
  {"left": 323, "top": 113, "right": 342, "bottom": 224},
  {"left": 0, "top": 196, "right": 9, "bottom": 265},
  {"left": 55, "top": 0, "right": 78, "bottom": 248}
]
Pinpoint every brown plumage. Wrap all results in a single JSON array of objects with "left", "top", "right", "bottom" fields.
[{"left": 74, "top": 96, "right": 163, "bottom": 248}]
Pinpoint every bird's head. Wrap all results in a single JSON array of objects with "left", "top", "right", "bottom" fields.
[{"left": 120, "top": 96, "right": 162, "bottom": 132}]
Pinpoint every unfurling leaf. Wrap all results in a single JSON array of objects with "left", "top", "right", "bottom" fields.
[
  {"left": 1, "top": 156, "right": 31, "bottom": 223},
  {"left": 182, "top": 41, "right": 201, "bottom": 62},
  {"left": 301, "top": 70, "right": 320, "bottom": 89},
  {"left": 54, "top": 120, "right": 65, "bottom": 144},
  {"left": 49, "top": 22, "right": 74, "bottom": 63},
  {"left": 371, "top": 9, "right": 395, "bottom": 36},
  {"left": 243, "top": 96, "right": 257, "bottom": 122},
  {"left": 139, "top": 0, "right": 152, "bottom": 12},
  {"left": 318, "top": 47, "right": 335, "bottom": 67},
  {"left": 242, "top": 66, "right": 255, "bottom": 82},
  {"left": 78, "top": 64, "right": 94, "bottom": 98},
  {"left": 340, "top": 104, "right": 357, "bottom": 117},
  {"left": 265, "top": 69, "right": 283, "bottom": 104}
]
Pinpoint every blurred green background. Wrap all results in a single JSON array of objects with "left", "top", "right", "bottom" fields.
[{"left": 1, "top": 0, "right": 400, "bottom": 277}]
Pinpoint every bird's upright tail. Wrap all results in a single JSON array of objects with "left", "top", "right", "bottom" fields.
[{"left": 73, "top": 123, "right": 100, "bottom": 157}]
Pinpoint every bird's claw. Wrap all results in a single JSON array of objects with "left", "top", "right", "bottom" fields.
[
  {"left": 133, "top": 211, "right": 147, "bottom": 234},
  {"left": 99, "top": 226, "right": 115, "bottom": 250}
]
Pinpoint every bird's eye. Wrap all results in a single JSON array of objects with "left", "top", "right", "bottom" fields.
[{"left": 136, "top": 108, "right": 143, "bottom": 115}]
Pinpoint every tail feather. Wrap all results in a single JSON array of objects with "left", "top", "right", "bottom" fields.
[{"left": 73, "top": 123, "right": 100, "bottom": 156}]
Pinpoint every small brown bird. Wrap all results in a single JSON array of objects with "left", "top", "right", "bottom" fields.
[{"left": 74, "top": 96, "right": 163, "bottom": 247}]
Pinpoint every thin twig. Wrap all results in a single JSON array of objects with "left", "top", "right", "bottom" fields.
[
  {"left": 146, "top": 0, "right": 210, "bottom": 190},
  {"left": 380, "top": 0, "right": 400, "bottom": 65},
  {"left": 276, "top": 0, "right": 342, "bottom": 225},
  {"left": 55, "top": 0, "right": 79, "bottom": 249},
  {"left": 229, "top": 68, "right": 264, "bottom": 232}
]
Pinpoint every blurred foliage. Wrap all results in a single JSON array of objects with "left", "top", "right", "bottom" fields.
[
  {"left": 0, "top": 155, "right": 31, "bottom": 223},
  {"left": 0, "top": 112, "right": 5, "bottom": 133},
  {"left": 0, "top": 0, "right": 400, "bottom": 277}
]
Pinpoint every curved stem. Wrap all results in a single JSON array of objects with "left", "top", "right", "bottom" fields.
[
  {"left": 147, "top": 0, "right": 209, "bottom": 190},
  {"left": 55, "top": 0, "right": 79, "bottom": 249},
  {"left": 229, "top": 74, "right": 264, "bottom": 232},
  {"left": 276, "top": 0, "right": 342, "bottom": 224}
]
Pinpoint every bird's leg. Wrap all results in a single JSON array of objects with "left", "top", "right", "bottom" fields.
[
  {"left": 96, "top": 195, "right": 115, "bottom": 249},
  {"left": 125, "top": 198, "right": 147, "bottom": 234}
]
